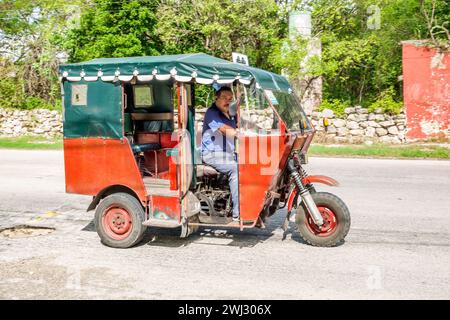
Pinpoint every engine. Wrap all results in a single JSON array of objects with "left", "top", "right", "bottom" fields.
[{"left": 195, "top": 173, "right": 232, "bottom": 218}]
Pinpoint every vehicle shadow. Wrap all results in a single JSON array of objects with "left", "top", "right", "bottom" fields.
[
  {"left": 81, "top": 209, "right": 313, "bottom": 248},
  {"left": 143, "top": 224, "right": 279, "bottom": 249},
  {"left": 141, "top": 209, "right": 312, "bottom": 248}
]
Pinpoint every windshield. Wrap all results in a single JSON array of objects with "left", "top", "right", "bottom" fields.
[
  {"left": 237, "top": 84, "right": 278, "bottom": 134},
  {"left": 265, "top": 90, "right": 312, "bottom": 132}
]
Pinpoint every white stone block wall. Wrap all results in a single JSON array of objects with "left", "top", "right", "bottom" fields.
[
  {"left": 0, "top": 106, "right": 409, "bottom": 144},
  {"left": 0, "top": 108, "right": 63, "bottom": 137},
  {"left": 310, "top": 106, "right": 408, "bottom": 144}
]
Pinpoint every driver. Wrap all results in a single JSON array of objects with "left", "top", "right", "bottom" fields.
[{"left": 201, "top": 86, "right": 240, "bottom": 222}]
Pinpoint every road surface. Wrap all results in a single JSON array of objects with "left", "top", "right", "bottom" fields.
[{"left": 0, "top": 150, "right": 449, "bottom": 299}]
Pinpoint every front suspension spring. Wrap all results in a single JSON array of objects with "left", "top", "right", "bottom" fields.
[
  {"left": 287, "top": 160, "right": 307, "bottom": 194},
  {"left": 299, "top": 165, "right": 309, "bottom": 179}
]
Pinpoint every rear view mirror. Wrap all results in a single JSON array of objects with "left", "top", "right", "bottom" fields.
[{"left": 299, "top": 118, "right": 307, "bottom": 134}]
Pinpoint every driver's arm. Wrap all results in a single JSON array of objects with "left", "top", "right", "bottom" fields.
[{"left": 218, "top": 124, "right": 239, "bottom": 138}]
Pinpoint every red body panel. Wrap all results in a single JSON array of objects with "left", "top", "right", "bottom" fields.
[
  {"left": 150, "top": 195, "right": 181, "bottom": 221},
  {"left": 238, "top": 133, "right": 295, "bottom": 221},
  {"left": 64, "top": 138, "right": 147, "bottom": 202}
]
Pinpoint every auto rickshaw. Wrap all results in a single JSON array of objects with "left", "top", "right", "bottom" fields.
[{"left": 59, "top": 53, "right": 350, "bottom": 248}]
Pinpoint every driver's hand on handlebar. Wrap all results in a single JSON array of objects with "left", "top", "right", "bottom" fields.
[
  {"left": 219, "top": 125, "right": 239, "bottom": 138},
  {"left": 229, "top": 127, "right": 239, "bottom": 138}
]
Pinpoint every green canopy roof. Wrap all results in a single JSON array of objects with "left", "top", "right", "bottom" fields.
[{"left": 59, "top": 53, "right": 292, "bottom": 93}]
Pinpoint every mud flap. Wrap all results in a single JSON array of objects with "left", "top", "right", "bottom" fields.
[
  {"left": 180, "top": 214, "right": 199, "bottom": 238},
  {"left": 282, "top": 211, "right": 292, "bottom": 240},
  {"left": 179, "top": 192, "right": 200, "bottom": 239}
]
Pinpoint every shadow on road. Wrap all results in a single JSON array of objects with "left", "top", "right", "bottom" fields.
[{"left": 79, "top": 210, "right": 316, "bottom": 248}]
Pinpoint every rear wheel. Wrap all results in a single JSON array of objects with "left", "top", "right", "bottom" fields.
[
  {"left": 94, "top": 193, "right": 147, "bottom": 248},
  {"left": 295, "top": 192, "right": 350, "bottom": 247}
]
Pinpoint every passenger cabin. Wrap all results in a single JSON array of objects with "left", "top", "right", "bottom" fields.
[{"left": 60, "top": 53, "right": 296, "bottom": 228}]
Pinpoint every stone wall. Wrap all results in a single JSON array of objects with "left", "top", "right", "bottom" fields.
[
  {"left": 0, "top": 106, "right": 407, "bottom": 144},
  {"left": 194, "top": 108, "right": 276, "bottom": 131},
  {"left": 0, "top": 108, "right": 62, "bottom": 137},
  {"left": 195, "top": 106, "right": 407, "bottom": 144},
  {"left": 310, "top": 106, "right": 407, "bottom": 144}
]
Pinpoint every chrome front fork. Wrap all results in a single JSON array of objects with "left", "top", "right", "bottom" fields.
[{"left": 287, "top": 159, "right": 324, "bottom": 227}]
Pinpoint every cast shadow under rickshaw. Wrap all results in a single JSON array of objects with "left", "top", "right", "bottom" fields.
[{"left": 81, "top": 209, "right": 309, "bottom": 249}]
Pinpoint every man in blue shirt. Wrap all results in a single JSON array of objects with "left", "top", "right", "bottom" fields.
[{"left": 202, "top": 87, "right": 240, "bottom": 221}]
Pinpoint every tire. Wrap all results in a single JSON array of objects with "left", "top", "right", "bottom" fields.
[
  {"left": 94, "top": 193, "right": 147, "bottom": 248},
  {"left": 295, "top": 192, "right": 351, "bottom": 247}
]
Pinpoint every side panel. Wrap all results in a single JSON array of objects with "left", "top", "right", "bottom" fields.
[
  {"left": 150, "top": 196, "right": 181, "bottom": 221},
  {"left": 64, "top": 138, "right": 147, "bottom": 202},
  {"left": 238, "top": 134, "right": 290, "bottom": 221},
  {"left": 63, "top": 80, "right": 123, "bottom": 139}
]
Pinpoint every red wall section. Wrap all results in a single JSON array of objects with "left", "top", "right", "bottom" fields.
[{"left": 402, "top": 42, "right": 450, "bottom": 139}]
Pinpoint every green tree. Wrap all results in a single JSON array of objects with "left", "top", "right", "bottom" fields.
[
  {"left": 274, "top": 0, "right": 450, "bottom": 113},
  {"left": 2, "top": 0, "right": 449, "bottom": 113},
  {"left": 156, "top": 0, "right": 286, "bottom": 70},
  {"left": 64, "top": 0, "right": 162, "bottom": 62},
  {"left": 0, "top": 0, "right": 73, "bottom": 109}
]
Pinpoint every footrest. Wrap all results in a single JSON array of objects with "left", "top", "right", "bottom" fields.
[{"left": 142, "top": 218, "right": 181, "bottom": 228}]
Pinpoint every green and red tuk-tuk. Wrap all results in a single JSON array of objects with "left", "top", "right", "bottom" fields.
[{"left": 59, "top": 53, "right": 350, "bottom": 248}]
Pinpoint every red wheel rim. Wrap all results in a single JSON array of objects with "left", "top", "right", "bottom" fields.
[
  {"left": 305, "top": 206, "right": 338, "bottom": 237},
  {"left": 102, "top": 206, "right": 133, "bottom": 240}
]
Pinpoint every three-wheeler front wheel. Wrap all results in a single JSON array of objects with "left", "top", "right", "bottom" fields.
[
  {"left": 295, "top": 192, "right": 351, "bottom": 247},
  {"left": 94, "top": 193, "right": 147, "bottom": 248}
]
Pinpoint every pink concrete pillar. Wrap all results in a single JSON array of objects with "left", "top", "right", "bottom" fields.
[{"left": 402, "top": 41, "right": 449, "bottom": 140}]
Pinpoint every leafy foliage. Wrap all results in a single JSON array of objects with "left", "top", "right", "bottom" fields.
[
  {"left": 64, "top": 0, "right": 162, "bottom": 62},
  {"left": 278, "top": 0, "right": 449, "bottom": 115},
  {"left": 0, "top": 0, "right": 449, "bottom": 113},
  {"left": 367, "top": 87, "right": 403, "bottom": 115},
  {"left": 318, "top": 99, "right": 349, "bottom": 117},
  {"left": 156, "top": 0, "right": 285, "bottom": 70},
  {"left": 0, "top": 0, "right": 70, "bottom": 109}
]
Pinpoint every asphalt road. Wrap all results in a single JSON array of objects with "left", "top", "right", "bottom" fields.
[{"left": 0, "top": 149, "right": 449, "bottom": 300}]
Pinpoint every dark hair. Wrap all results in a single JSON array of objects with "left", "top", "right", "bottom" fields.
[{"left": 215, "top": 86, "right": 232, "bottom": 98}]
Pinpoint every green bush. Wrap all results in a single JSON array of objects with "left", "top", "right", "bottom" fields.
[
  {"left": 368, "top": 88, "right": 403, "bottom": 115},
  {"left": 0, "top": 65, "right": 24, "bottom": 109},
  {"left": 0, "top": 61, "right": 61, "bottom": 111},
  {"left": 22, "top": 97, "right": 60, "bottom": 111},
  {"left": 318, "top": 99, "right": 350, "bottom": 117}
]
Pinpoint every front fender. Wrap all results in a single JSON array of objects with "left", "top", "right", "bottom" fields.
[
  {"left": 302, "top": 175, "right": 339, "bottom": 187},
  {"left": 287, "top": 175, "right": 339, "bottom": 212}
]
